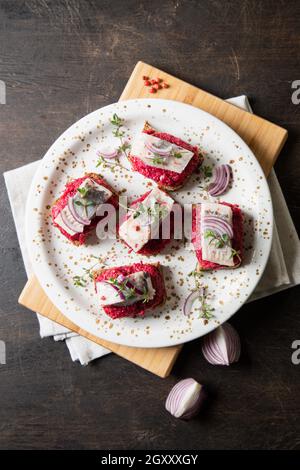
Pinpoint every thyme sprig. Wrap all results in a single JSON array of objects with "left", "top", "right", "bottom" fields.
[
  {"left": 188, "top": 268, "right": 215, "bottom": 320},
  {"left": 110, "top": 113, "right": 131, "bottom": 158},
  {"left": 96, "top": 113, "right": 131, "bottom": 170},
  {"left": 73, "top": 255, "right": 107, "bottom": 288},
  {"left": 198, "top": 287, "right": 215, "bottom": 320}
]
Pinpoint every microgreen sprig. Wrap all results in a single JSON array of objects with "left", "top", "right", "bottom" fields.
[
  {"left": 188, "top": 267, "right": 215, "bottom": 320},
  {"left": 198, "top": 165, "right": 213, "bottom": 191},
  {"left": 73, "top": 255, "right": 107, "bottom": 288},
  {"left": 204, "top": 230, "right": 241, "bottom": 261},
  {"left": 133, "top": 201, "right": 168, "bottom": 225},
  {"left": 198, "top": 287, "right": 215, "bottom": 320},
  {"left": 110, "top": 113, "right": 131, "bottom": 158},
  {"left": 96, "top": 113, "right": 131, "bottom": 171},
  {"left": 107, "top": 276, "right": 150, "bottom": 304}
]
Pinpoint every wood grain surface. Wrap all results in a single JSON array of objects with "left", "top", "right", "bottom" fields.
[{"left": 1, "top": 0, "right": 300, "bottom": 451}]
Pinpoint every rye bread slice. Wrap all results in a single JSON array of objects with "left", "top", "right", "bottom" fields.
[
  {"left": 51, "top": 172, "right": 118, "bottom": 246},
  {"left": 191, "top": 202, "right": 243, "bottom": 271},
  {"left": 93, "top": 262, "right": 166, "bottom": 319},
  {"left": 128, "top": 121, "right": 202, "bottom": 191}
]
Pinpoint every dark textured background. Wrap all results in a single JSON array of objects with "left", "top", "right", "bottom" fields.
[{"left": 0, "top": 0, "right": 300, "bottom": 450}]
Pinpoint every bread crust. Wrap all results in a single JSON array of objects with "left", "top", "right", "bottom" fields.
[
  {"left": 93, "top": 262, "right": 166, "bottom": 318},
  {"left": 128, "top": 122, "right": 202, "bottom": 191},
  {"left": 52, "top": 173, "right": 118, "bottom": 246}
]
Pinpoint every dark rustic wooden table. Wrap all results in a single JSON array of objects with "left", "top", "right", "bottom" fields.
[{"left": 0, "top": 0, "right": 300, "bottom": 450}]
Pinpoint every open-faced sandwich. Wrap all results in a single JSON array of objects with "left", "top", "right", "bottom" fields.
[
  {"left": 191, "top": 201, "right": 243, "bottom": 270},
  {"left": 128, "top": 121, "right": 202, "bottom": 191},
  {"left": 93, "top": 262, "right": 166, "bottom": 319},
  {"left": 52, "top": 173, "right": 118, "bottom": 245},
  {"left": 118, "top": 186, "right": 177, "bottom": 255}
]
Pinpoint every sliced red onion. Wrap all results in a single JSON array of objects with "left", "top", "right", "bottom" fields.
[
  {"left": 117, "top": 274, "right": 125, "bottom": 283},
  {"left": 208, "top": 164, "right": 231, "bottom": 196},
  {"left": 183, "top": 289, "right": 204, "bottom": 316},
  {"left": 165, "top": 378, "right": 206, "bottom": 419},
  {"left": 96, "top": 147, "right": 119, "bottom": 159},
  {"left": 145, "top": 140, "right": 172, "bottom": 157},
  {"left": 68, "top": 197, "right": 90, "bottom": 226},
  {"left": 202, "top": 322, "right": 241, "bottom": 366},
  {"left": 101, "top": 280, "right": 125, "bottom": 301},
  {"left": 203, "top": 215, "right": 233, "bottom": 239},
  {"left": 60, "top": 206, "right": 84, "bottom": 233}
]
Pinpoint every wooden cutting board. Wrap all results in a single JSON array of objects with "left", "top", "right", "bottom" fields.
[{"left": 18, "top": 61, "right": 288, "bottom": 377}]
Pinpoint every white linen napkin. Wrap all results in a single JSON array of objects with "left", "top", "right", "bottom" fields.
[
  {"left": 4, "top": 95, "right": 300, "bottom": 365},
  {"left": 4, "top": 160, "right": 110, "bottom": 365}
]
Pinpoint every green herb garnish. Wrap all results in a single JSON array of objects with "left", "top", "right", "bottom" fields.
[
  {"left": 204, "top": 230, "right": 229, "bottom": 249},
  {"left": 172, "top": 151, "right": 182, "bottom": 159},
  {"left": 96, "top": 113, "right": 131, "bottom": 170},
  {"left": 133, "top": 201, "right": 168, "bottom": 225},
  {"left": 204, "top": 229, "right": 240, "bottom": 260},
  {"left": 199, "top": 287, "right": 215, "bottom": 320},
  {"left": 202, "top": 165, "right": 213, "bottom": 178},
  {"left": 73, "top": 255, "right": 107, "bottom": 288},
  {"left": 107, "top": 276, "right": 150, "bottom": 303}
]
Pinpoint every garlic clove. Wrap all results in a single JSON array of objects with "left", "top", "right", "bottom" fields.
[
  {"left": 202, "top": 322, "right": 241, "bottom": 366},
  {"left": 165, "top": 378, "right": 206, "bottom": 420}
]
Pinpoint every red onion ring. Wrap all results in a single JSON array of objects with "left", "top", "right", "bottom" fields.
[
  {"left": 183, "top": 289, "right": 204, "bottom": 316},
  {"left": 60, "top": 207, "right": 84, "bottom": 233},
  {"left": 96, "top": 147, "right": 119, "bottom": 159},
  {"left": 203, "top": 215, "right": 233, "bottom": 239},
  {"left": 145, "top": 140, "right": 172, "bottom": 157},
  {"left": 208, "top": 164, "right": 231, "bottom": 196},
  {"left": 68, "top": 197, "right": 90, "bottom": 226}
]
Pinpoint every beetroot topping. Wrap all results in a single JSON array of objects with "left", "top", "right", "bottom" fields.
[
  {"left": 129, "top": 122, "right": 202, "bottom": 190},
  {"left": 192, "top": 202, "right": 243, "bottom": 270},
  {"left": 52, "top": 173, "right": 118, "bottom": 245},
  {"left": 94, "top": 262, "right": 166, "bottom": 319}
]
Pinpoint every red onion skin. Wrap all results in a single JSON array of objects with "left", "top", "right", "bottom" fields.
[
  {"left": 145, "top": 140, "right": 172, "bottom": 157},
  {"left": 208, "top": 164, "right": 232, "bottom": 196},
  {"left": 60, "top": 208, "right": 84, "bottom": 233},
  {"left": 202, "top": 322, "right": 241, "bottom": 366},
  {"left": 165, "top": 378, "right": 205, "bottom": 420},
  {"left": 68, "top": 197, "right": 90, "bottom": 226},
  {"left": 203, "top": 215, "right": 233, "bottom": 239},
  {"left": 96, "top": 149, "right": 118, "bottom": 159},
  {"left": 100, "top": 280, "right": 125, "bottom": 301},
  {"left": 183, "top": 289, "right": 204, "bottom": 316}
]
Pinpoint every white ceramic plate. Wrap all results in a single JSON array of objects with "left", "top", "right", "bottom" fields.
[{"left": 26, "top": 99, "right": 273, "bottom": 348}]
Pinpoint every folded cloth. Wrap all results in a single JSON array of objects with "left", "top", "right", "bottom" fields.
[
  {"left": 4, "top": 95, "right": 300, "bottom": 364},
  {"left": 227, "top": 96, "right": 300, "bottom": 301},
  {"left": 4, "top": 161, "right": 110, "bottom": 365}
]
